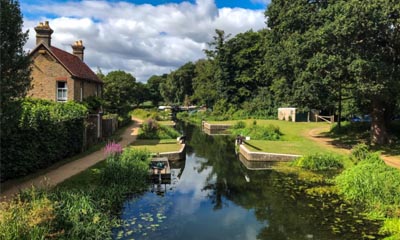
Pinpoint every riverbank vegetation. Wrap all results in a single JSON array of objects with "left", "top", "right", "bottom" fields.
[
  {"left": 0, "top": 146, "right": 151, "bottom": 239},
  {"left": 131, "top": 109, "right": 182, "bottom": 153},
  {"left": 291, "top": 153, "right": 344, "bottom": 171},
  {"left": 229, "top": 120, "right": 282, "bottom": 140},
  {"left": 131, "top": 139, "right": 181, "bottom": 153},
  {"left": 138, "top": 119, "right": 180, "bottom": 140},
  {"left": 274, "top": 145, "right": 400, "bottom": 239}
]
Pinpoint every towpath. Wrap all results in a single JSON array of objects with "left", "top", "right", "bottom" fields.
[{"left": 0, "top": 118, "right": 143, "bottom": 201}]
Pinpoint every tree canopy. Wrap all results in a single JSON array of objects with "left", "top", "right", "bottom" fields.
[
  {"left": 0, "top": 0, "right": 31, "bottom": 107},
  {"left": 147, "top": 0, "right": 399, "bottom": 145}
]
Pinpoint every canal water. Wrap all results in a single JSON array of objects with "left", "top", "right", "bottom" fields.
[{"left": 113, "top": 125, "right": 384, "bottom": 240}]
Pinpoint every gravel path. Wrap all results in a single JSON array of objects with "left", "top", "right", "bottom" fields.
[{"left": 0, "top": 118, "right": 143, "bottom": 201}]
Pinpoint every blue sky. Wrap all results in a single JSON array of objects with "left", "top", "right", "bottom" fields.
[{"left": 21, "top": 0, "right": 268, "bottom": 81}]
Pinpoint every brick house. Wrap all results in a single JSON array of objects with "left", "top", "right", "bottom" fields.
[{"left": 28, "top": 21, "right": 103, "bottom": 102}]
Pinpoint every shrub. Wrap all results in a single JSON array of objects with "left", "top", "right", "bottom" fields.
[
  {"left": 350, "top": 143, "right": 370, "bottom": 164},
  {"left": 229, "top": 124, "right": 282, "bottom": 140},
  {"left": 291, "top": 153, "right": 344, "bottom": 171},
  {"left": 131, "top": 109, "right": 158, "bottom": 120},
  {"left": 335, "top": 154, "right": 400, "bottom": 210},
  {"left": 233, "top": 121, "right": 246, "bottom": 129},
  {"left": 138, "top": 119, "right": 180, "bottom": 139},
  {"left": 82, "top": 96, "right": 103, "bottom": 113},
  {"left": 100, "top": 148, "right": 151, "bottom": 187}
]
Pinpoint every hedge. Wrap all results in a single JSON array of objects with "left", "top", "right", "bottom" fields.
[{"left": 0, "top": 99, "right": 88, "bottom": 182}]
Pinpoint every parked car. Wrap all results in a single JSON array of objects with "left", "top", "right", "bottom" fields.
[{"left": 350, "top": 115, "right": 371, "bottom": 123}]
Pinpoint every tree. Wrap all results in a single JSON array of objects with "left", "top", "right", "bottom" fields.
[
  {"left": 0, "top": 0, "right": 31, "bottom": 107},
  {"left": 192, "top": 59, "right": 218, "bottom": 107},
  {"left": 264, "top": 0, "right": 400, "bottom": 144},
  {"left": 103, "top": 70, "right": 138, "bottom": 115},
  {"left": 205, "top": 29, "right": 232, "bottom": 101},
  {"left": 146, "top": 74, "right": 166, "bottom": 106},
  {"left": 325, "top": 0, "right": 400, "bottom": 144},
  {"left": 160, "top": 62, "right": 195, "bottom": 105}
]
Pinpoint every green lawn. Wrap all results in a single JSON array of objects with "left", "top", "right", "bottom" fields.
[
  {"left": 130, "top": 139, "right": 181, "bottom": 153},
  {"left": 210, "top": 119, "right": 347, "bottom": 155},
  {"left": 157, "top": 120, "right": 175, "bottom": 126}
]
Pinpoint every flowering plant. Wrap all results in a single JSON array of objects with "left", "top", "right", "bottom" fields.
[{"left": 103, "top": 142, "right": 123, "bottom": 157}]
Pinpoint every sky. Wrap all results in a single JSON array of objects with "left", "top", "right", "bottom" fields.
[{"left": 20, "top": 0, "right": 270, "bottom": 82}]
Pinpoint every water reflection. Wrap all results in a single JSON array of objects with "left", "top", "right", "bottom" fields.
[{"left": 114, "top": 125, "right": 384, "bottom": 240}]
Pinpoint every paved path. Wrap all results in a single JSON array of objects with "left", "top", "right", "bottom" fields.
[
  {"left": 305, "top": 125, "right": 400, "bottom": 169},
  {"left": 0, "top": 118, "right": 143, "bottom": 201}
]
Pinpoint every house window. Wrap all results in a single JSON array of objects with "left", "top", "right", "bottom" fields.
[{"left": 57, "top": 81, "right": 67, "bottom": 102}]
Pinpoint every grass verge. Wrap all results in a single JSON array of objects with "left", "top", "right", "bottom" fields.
[
  {"left": 131, "top": 139, "right": 181, "bottom": 153},
  {"left": 0, "top": 147, "right": 151, "bottom": 239}
]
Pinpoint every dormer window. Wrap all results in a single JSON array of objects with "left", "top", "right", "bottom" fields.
[{"left": 57, "top": 81, "right": 67, "bottom": 102}]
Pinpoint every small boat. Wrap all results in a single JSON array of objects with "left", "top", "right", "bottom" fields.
[{"left": 149, "top": 157, "right": 171, "bottom": 180}]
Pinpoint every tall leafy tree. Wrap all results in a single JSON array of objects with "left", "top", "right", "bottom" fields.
[
  {"left": 146, "top": 74, "right": 166, "bottom": 106},
  {"left": 160, "top": 62, "right": 195, "bottom": 105},
  {"left": 0, "top": 0, "right": 31, "bottom": 107},
  {"left": 103, "top": 70, "right": 138, "bottom": 115},
  {"left": 205, "top": 29, "right": 232, "bottom": 101},
  {"left": 326, "top": 0, "right": 400, "bottom": 144},
  {"left": 192, "top": 59, "right": 218, "bottom": 107}
]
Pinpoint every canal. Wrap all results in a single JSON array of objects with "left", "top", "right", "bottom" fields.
[{"left": 113, "top": 124, "right": 383, "bottom": 240}]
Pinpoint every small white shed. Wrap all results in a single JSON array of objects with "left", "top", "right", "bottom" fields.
[{"left": 278, "top": 108, "right": 297, "bottom": 122}]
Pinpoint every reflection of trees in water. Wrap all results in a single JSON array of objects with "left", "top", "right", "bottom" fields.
[{"left": 188, "top": 125, "right": 383, "bottom": 240}]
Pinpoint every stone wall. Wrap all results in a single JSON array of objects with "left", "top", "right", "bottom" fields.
[
  {"left": 154, "top": 144, "right": 186, "bottom": 161},
  {"left": 239, "top": 144, "right": 300, "bottom": 162},
  {"left": 202, "top": 121, "right": 232, "bottom": 135}
]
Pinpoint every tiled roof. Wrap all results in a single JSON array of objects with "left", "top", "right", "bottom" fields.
[{"left": 50, "top": 46, "right": 102, "bottom": 83}]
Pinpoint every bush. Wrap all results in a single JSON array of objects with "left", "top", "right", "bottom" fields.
[
  {"left": 131, "top": 109, "right": 158, "bottom": 120},
  {"left": 0, "top": 99, "right": 88, "bottom": 181},
  {"left": 335, "top": 154, "right": 400, "bottom": 210},
  {"left": 232, "top": 121, "right": 246, "bottom": 129},
  {"left": 82, "top": 96, "right": 103, "bottom": 113},
  {"left": 138, "top": 119, "right": 180, "bottom": 139},
  {"left": 350, "top": 143, "right": 370, "bottom": 164},
  {"left": 291, "top": 153, "right": 344, "bottom": 171},
  {"left": 100, "top": 147, "right": 151, "bottom": 187},
  {"left": 229, "top": 124, "right": 282, "bottom": 140}
]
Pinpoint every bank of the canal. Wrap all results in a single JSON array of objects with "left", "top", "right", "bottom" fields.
[{"left": 114, "top": 124, "right": 386, "bottom": 240}]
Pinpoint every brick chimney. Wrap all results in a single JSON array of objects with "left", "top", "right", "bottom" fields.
[
  {"left": 72, "top": 40, "right": 85, "bottom": 61},
  {"left": 34, "top": 21, "right": 53, "bottom": 47}
]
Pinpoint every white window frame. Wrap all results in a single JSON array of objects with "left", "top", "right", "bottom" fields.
[
  {"left": 57, "top": 81, "right": 67, "bottom": 102},
  {"left": 80, "top": 81, "right": 84, "bottom": 102}
]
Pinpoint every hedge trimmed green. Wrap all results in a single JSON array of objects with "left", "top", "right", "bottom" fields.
[{"left": 0, "top": 99, "right": 87, "bottom": 181}]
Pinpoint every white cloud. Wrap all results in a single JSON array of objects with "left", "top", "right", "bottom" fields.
[{"left": 23, "top": 0, "right": 265, "bottom": 82}]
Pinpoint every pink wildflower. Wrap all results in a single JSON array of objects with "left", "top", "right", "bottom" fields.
[{"left": 104, "top": 141, "right": 123, "bottom": 157}]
